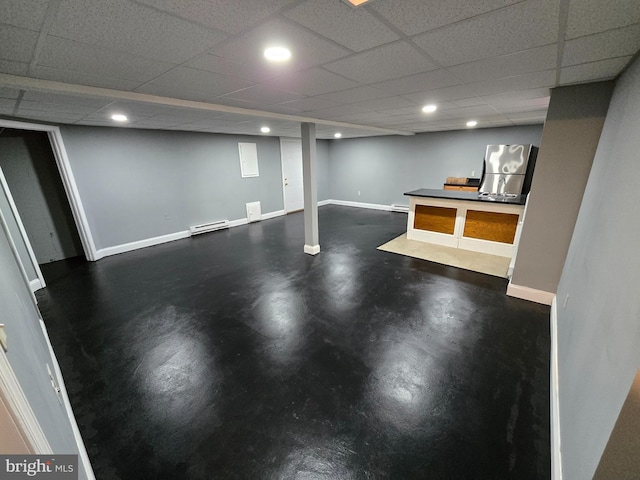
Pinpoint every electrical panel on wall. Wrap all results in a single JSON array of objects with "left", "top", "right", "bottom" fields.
[{"left": 238, "top": 143, "right": 259, "bottom": 178}]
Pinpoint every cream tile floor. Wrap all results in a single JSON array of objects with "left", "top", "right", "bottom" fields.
[{"left": 378, "top": 234, "right": 511, "bottom": 278}]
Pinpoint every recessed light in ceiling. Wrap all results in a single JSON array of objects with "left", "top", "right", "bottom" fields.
[
  {"left": 422, "top": 104, "right": 437, "bottom": 113},
  {"left": 342, "top": 0, "right": 372, "bottom": 6},
  {"left": 334, "top": 133, "right": 342, "bottom": 138},
  {"left": 264, "top": 47, "right": 291, "bottom": 62},
  {"left": 466, "top": 120, "right": 478, "bottom": 127},
  {"left": 111, "top": 114, "right": 128, "bottom": 122},
  {"left": 260, "top": 126, "right": 271, "bottom": 133}
]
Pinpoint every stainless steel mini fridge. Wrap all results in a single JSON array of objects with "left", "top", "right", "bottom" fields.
[{"left": 478, "top": 144, "right": 538, "bottom": 196}]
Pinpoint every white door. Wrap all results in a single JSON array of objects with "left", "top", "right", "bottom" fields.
[{"left": 280, "top": 139, "right": 304, "bottom": 213}]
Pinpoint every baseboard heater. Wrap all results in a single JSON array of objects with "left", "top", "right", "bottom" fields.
[
  {"left": 391, "top": 204, "right": 409, "bottom": 213},
  {"left": 189, "top": 220, "right": 230, "bottom": 236}
]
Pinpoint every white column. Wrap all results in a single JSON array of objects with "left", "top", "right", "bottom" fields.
[{"left": 301, "top": 123, "right": 320, "bottom": 255}]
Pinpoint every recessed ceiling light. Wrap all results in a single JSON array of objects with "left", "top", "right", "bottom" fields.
[
  {"left": 422, "top": 104, "right": 437, "bottom": 113},
  {"left": 466, "top": 120, "right": 478, "bottom": 127},
  {"left": 342, "top": 0, "right": 371, "bottom": 6},
  {"left": 334, "top": 133, "right": 342, "bottom": 138},
  {"left": 264, "top": 47, "right": 291, "bottom": 62},
  {"left": 111, "top": 114, "right": 128, "bottom": 122},
  {"left": 260, "top": 126, "right": 271, "bottom": 133}
]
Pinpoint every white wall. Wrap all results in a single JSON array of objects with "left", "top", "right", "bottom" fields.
[{"left": 556, "top": 57, "right": 640, "bottom": 479}]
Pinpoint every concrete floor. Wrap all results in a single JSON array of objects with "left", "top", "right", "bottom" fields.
[{"left": 37, "top": 205, "right": 550, "bottom": 479}]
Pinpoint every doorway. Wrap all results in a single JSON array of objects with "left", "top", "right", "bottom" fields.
[
  {"left": 280, "top": 138, "right": 304, "bottom": 213},
  {"left": 0, "top": 128, "right": 86, "bottom": 288}
]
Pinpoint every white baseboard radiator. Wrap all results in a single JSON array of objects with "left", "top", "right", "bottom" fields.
[
  {"left": 189, "top": 220, "right": 229, "bottom": 236},
  {"left": 390, "top": 204, "right": 409, "bottom": 213}
]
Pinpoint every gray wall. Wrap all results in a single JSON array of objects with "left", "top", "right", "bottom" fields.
[
  {"left": 60, "top": 126, "right": 286, "bottom": 251},
  {"left": 555, "top": 57, "right": 640, "bottom": 479},
  {"left": 0, "top": 130, "right": 84, "bottom": 263},
  {"left": 327, "top": 125, "right": 543, "bottom": 206},
  {"left": 0, "top": 177, "right": 37, "bottom": 282},
  {"left": 511, "top": 82, "right": 614, "bottom": 294},
  {"left": 316, "top": 139, "right": 330, "bottom": 202},
  {"left": 0, "top": 215, "right": 87, "bottom": 479}
]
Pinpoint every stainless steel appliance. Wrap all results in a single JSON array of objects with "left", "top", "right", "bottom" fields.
[{"left": 478, "top": 144, "right": 537, "bottom": 197}]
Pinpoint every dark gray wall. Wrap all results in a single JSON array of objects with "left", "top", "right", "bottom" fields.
[
  {"left": 0, "top": 130, "right": 83, "bottom": 263},
  {"left": 0, "top": 216, "right": 86, "bottom": 479},
  {"left": 327, "top": 125, "right": 543, "bottom": 206},
  {"left": 511, "top": 82, "right": 614, "bottom": 294},
  {"left": 0, "top": 179, "right": 37, "bottom": 282},
  {"left": 555, "top": 57, "right": 640, "bottom": 479},
  {"left": 60, "top": 126, "right": 286, "bottom": 250}
]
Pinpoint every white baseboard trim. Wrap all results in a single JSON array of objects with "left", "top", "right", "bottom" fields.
[
  {"left": 304, "top": 244, "right": 320, "bottom": 255},
  {"left": 94, "top": 209, "right": 288, "bottom": 260},
  {"left": 550, "top": 297, "right": 562, "bottom": 480},
  {"left": 327, "top": 199, "right": 393, "bottom": 212},
  {"left": 506, "top": 282, "right": 555, "bottom": 305},
  {"left": 39, "top": 320, "right": 96, "bottom": 479},
  {"left": 317, "top": 199, "right": 332, "bottom": 207},
  {"left": 29, "top": 278, "right": 45, "bottom": 293},
  {"left": 95, "top": 230, "right": 191, "bottom": 260},
  {"left": 261, "top": 209, "right": 285, "bottom": 220}
]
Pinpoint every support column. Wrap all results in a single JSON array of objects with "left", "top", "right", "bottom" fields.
[{"left": 301, "top": 122, "right": 319, "bottom": 255}]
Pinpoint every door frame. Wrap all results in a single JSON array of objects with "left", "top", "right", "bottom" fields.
[
  {"left": 0, "top": 166, "right": 46, "bottom": 291},
  {"left": 0, "top": 119, "right": 97, "bottom": 261},
  {"left": 279, "top": 137, "right": 303, "bottom": 214}
]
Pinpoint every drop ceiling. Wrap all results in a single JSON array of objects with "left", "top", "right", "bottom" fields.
[{"left": 0, "top": 0, "right": 638, "bottom": 139}]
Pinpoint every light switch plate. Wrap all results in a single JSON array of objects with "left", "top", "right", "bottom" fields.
[{"left": 0, "top": 324, "right": 7, "bottom": 352}]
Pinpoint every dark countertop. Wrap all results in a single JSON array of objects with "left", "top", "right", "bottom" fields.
[{"left": 405, "top": 188, "right": 527, "bottom": 205}]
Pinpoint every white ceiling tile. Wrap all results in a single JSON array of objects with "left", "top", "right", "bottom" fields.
[
  {"left": 29, "top": 65, "right": 142, "bottom": 90},
  {"left": 0, "top": 98, "right": 18, "bottom": 109},
  {"left": 0, "top": 59, "right": 29, "bottom": 75},
  {"left": 133, "top": 83, "right": 212, "bottom": 102},
  {"left": 265, "top": 68, "right": 358, "bottom": 96},
  {"left": 212, "top": 18, "right": 350, "bottom": 71},
  {"left": 143, "top": 67, "right": 254, "bottom": 99},
  {"left": 38, "top": 36, "right": 177, "bottom": 83},
  {"left": 275, "top": 97, "right": 341, "bottom": 113},
  {"left": 134, "top": 0, "right": 297, "bottom": 35},
  {"left": 413, "top": 0, "right": 560, "bottom": 66},
  {"left": 371, "top": 69, "right": 462, "bottom": 95},
  {"left": 370, "top": 0, "right": 521, "bottom": 36},
  {"left": 402, "top": 85, "right": 479, "bottom": 104},
  {"left": 220, "top": 84, "right": 304, "bottom": 106},
  {"left": 468, "top": 70, "right": 557, "bottom": 96},
  {"left": 562, "top": 24, "right": 640, "bottom": 67},
  {"left": 324, "top": 41, "right": 438, "bottom": 83},
  {"left": 560, "top": 57, "right": 633, "bottom": 84},
  {"left": 314, "top": 85, "right": 391, "bottom": 104},
  {"left": 0, "top": 88, "right": 22, "bottom": 99},
  {"left": 0, "top": 25, "right": 39, "bottom": 63},
  {"left": 304, "top": 104, "right": 372, "bottom": 119},
  {"left": 348, "top": 96, "right": 416, "bottom": 112},
  {"left": 22, "top": 91, "right": 112, "bottom": 109},
  {"left": 283, "top": 0, "right": 399, "bottom": 52},
  {"left": 448, "top": 45, "right": 558, "bottom": 83},
  {"left": 2, "top": 0, "right": 50, "bottom": 30},
  {"left": 51, "top": 0, "right": 228, "bottom": 64},
  {"left": 16, "top": 110, "right": 86, "bottom": 122},
  {"left": 566, "top": 0, "right": 640, "bottom": 39},
  {"left": 100, "top": 101, "right": 177, "bottom": 117},
  {"left": 185, "top": 54, "right": 277, "bottom": 83}
]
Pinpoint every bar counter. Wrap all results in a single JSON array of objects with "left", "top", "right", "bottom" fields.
[{"left": 404, "top": 188, "right": 527, "bottom": 258}]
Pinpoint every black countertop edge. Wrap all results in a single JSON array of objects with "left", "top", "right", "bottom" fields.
[{"left": 404, "top": 188, "right": 527, "bottom": 205}]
